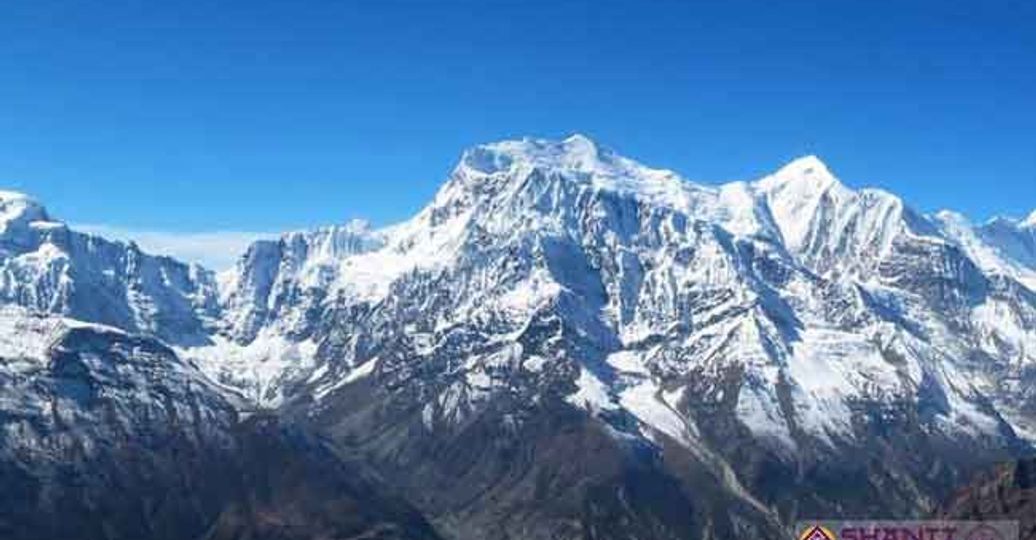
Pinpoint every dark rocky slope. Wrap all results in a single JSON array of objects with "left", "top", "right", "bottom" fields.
[
  {"left": 0, "top": 322, "right": 440, "bottom": 540},
  {"left": 938, "top": 457, "right": 1036, "bottom": 540}
]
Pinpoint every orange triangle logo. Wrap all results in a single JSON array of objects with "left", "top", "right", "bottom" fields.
[{"left": 799, "top": 525, "right": 837, "bottom": 540}]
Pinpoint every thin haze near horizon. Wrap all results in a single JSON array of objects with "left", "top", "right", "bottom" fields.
[{"left": 1, "top": 1, "right": 1033, "bottom": 268}]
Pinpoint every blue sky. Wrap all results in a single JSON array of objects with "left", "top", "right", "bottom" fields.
[{"left": 1, "top": 1, "right": 1033, "bottom": 267}]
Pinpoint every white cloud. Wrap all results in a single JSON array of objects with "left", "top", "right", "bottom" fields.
[{"left": 75, "top": 224, "right": 274, "bottom": 270}]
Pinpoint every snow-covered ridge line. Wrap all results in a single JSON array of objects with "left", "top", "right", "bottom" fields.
[
  {"left": 1025, "top": 209, "right": 1036, "bottom": 228},
  {"left": 3, "top": 135, "right": 1035, "bottom": 431},
  {"left": 0, "top": 137, "right": 1019, "bottom": 283}
]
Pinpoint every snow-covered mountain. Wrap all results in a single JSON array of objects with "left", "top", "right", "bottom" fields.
[
  {"left": 935, "top": 210, "right": 1036, "bottom": 291},
  {"left": 0, "top": 202, "right": 438, "bottom": 539},
  {"left": 0, "top": 191, "right": 220, "bottom": 345},
  {"left": 1, "top": 136, "right": 1034, "bottom": 539},
  {"left": 211, "top": 136, "right": 1035, "bottom": 441}
]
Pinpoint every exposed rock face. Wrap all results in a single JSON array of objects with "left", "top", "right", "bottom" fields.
[
  {"left": 0, "top": 309, "right": 439, "bottom": 540},
  {"left": 200, "top": 414, "right": 442, "bottom": 540},
  {"left": 0, "top": 315, "right": 235, "bottom": 540},
  {"left": 1, "top": 137, "right": 1035, "bottom": 539},
  {"left": 938, "top": 458, "right": 1036, "bottom": 540}
]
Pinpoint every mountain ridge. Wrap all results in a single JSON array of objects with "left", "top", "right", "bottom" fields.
[{"left": 1, "top": 135, "right": 1035, "bottom": 539}]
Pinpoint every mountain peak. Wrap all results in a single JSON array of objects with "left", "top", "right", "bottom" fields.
[
  {"left": 446, "top": 135, "right": 695, "bottom": 217},
  {"left": 0, "top": 190, "right": 52, "bottom": 233},
  {"left": 561, "top": 132, "right": 600, "bottom": 154},
  {"left": 457, "top": 135, "right": 610, "bottom": 177},
  {"left": 756, "top": 154, "right": 847, "bottom": 201},
  {"left": 1023, "top": 209, "right": 1036, "bottom": 228},
  {"left": 0, "top": 190, "right": 32, "bottom": 202},
  {"left": 983, "top": 211, "right": 1036, "bottom": 230},
  {"left": 936, "top": 209, "right": 969, "bottom": 224},
  {"left": 0, "top": 190, "right": 45, "bottom": 211},
  {"left": 775, "top": 154, "right": 836, "bottom": 185}
]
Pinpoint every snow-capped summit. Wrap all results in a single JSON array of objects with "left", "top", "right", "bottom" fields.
[
  {"left": 752, "top": 154, "right": 926, "bottom": 279},
  {"left": 758, "top": 154, "right": 840, "bottom": 193},
  {"left": 1024, "top": 209, "right": 1036, "bottom": 228},
  {"left": 451, "top": 134, "right": 694, "bottom": 212},
  {"left": 0, "top": 189, "right": 46, "bottom": 215},
  {"left": 0, "top": 190, "right": 57, "bottom": 239},
  {"left": 457, "top": 133, "right": 608, "bottom": 176},
  {"left": 0, "top": 190, "right": 220, "bottom": 344}
]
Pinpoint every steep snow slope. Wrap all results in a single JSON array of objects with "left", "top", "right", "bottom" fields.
[
  {"left": 0, "top": 191, "right": 220, "bottom": 345},
  {"left": 935, "top": 211, "right": 1036, "bottom": 291}
]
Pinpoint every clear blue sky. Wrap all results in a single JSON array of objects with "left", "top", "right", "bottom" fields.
[{"left": 1, "top": 0, "right": 1033, "bottom": 238}]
